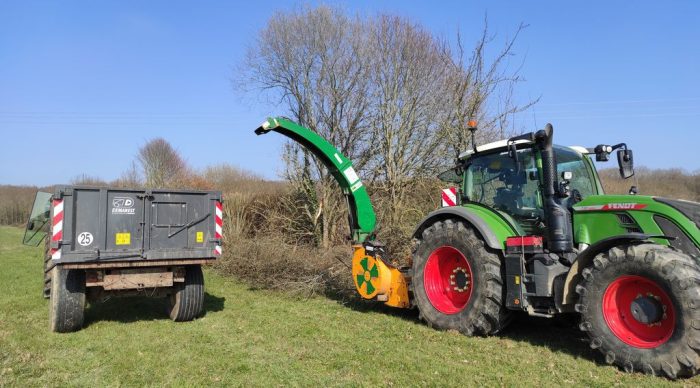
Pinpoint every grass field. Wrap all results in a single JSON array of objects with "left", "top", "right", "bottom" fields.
[{"left": 0, "top": 226, "right": 697, "bottom": 387}]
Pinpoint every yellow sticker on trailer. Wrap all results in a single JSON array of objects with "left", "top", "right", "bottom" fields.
[
  {"left": 196, "top": 231, "right": 204, "bottom": 243},
  {"left": 115, "top": 232, "right": 131, "bottom": 245}
]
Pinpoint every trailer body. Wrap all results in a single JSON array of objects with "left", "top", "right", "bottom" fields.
[
  {"left": 25, "top": 185, "right": 223, "bottom": 332},
  {"left": 47, "top": 186, "right": 222, "bottom": 265}
]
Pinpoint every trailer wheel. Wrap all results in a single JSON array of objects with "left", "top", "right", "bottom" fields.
[
  {"left": 49, "top": 266, "right": 86, "bottom": 333},
  {"left": 412, "top": 219, "right": 511, "bottom": 335},
  {"left": 167, "top": 265, "right": 204, "bottom": 322},
  {"left": 577, "top": 244, "right": 700, "bottom": 378}
]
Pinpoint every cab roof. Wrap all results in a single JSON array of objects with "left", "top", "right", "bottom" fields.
[{"left": 458, "top": 139, "right": 589, "bottom": 160}]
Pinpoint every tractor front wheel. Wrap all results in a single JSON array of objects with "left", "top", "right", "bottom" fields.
[
  {"left": 577, "top": 244, "right": 700, "bottom": 378},
  {"left": 412, "top": 219, "right": 511, "bottom": 335}
]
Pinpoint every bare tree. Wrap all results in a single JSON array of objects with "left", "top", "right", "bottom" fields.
[
  {"left": 203, "top": 163, "right": 263, "bottom": 192},
  {"left": 137, "top": 138, "right": 187, "bottom": 188},
  {"left": 363, "top": 16, "right": 452, "bottom": 226},
  {"left": 70, "top": 174, "right": 107, "bottom": 186},
  {"left": 241, "top": 6, "right": 375, "bottom": 247},
  {"left": 112, "top": 161, "right": 142, "bottom": 188},
  {"left": 439, "top": 20, "right": 537, "bottom": 157},
  {"left": 240, "top": 6, "right": 534, "bottom": 246}
]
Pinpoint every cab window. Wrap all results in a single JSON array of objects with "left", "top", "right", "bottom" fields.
[
  {"left": 554, "top": 146, "right": 597, "bottom": 198},
  {"left": 464, "top": 149, "right": 543, "bottom": 231}
]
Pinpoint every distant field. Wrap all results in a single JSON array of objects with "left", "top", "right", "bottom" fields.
[{"left": 0, "top": 226, "right": 695, "bottom": 386}]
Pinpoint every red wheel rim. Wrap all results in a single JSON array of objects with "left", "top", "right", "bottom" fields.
[
  {"left": 423, "top": 246, "right": 473, "bottom": 314},
  {"left": 602, "top": 275, "right": 675, "bottom": 348}
]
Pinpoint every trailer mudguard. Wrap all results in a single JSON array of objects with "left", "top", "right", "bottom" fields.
[{"left": 255, "top": 117, "right": 376, "bottom": 243}]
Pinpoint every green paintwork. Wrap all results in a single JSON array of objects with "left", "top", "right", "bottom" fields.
[
  {"left": 365, "top": 279, "right": 375, "bottom": 294},
  {"left": 357, "top": 257, "right": 377, "bottom": 294},
  {"left": 461, "top": 203, "right": 521, "bottom": 249},
  {"left": 255, "top": 117, "right": 376, "bottom": 242},
  {"left": 573, "top": 195, "right": 700, "bottom": 248},
  {"left": 459, "top": 142, "right": 698, "bottom": 252}
]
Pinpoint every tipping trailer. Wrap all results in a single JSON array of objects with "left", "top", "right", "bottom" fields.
[
  {"left": 23, "top": 186, "right": 223, "bottom": 332},
  {"left": 255, "top": 117, "right": 700, "bottom": 378}
]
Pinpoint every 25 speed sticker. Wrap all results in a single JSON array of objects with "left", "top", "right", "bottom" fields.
[{"left": 77, "top": 232, "right": 94, "bottom": 246}]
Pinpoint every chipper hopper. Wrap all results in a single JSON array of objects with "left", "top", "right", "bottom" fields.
[{"left": 255, "top": 117, "right": 700, "bottom": 378}]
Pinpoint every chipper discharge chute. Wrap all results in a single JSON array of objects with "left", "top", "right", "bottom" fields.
[
  {"left": 257, "top": 116, "right": 700, "bottom": 378},
  {"left": 255, "top": 117, "right": 410, "bottom": 308}
]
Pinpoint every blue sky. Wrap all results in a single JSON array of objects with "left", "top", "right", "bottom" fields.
[{"left": 1, "top": 1, "right": 699, "bottom": 186}]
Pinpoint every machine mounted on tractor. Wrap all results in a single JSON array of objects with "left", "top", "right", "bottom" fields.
[{"left": 255, "top": 117, "right": 700, "bottom": 378}]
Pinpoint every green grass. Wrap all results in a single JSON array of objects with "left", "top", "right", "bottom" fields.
[{"left": 0, "top": 225, "right": 696, "bottom": 387}]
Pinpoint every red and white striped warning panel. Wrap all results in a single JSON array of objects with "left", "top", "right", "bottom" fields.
[
  {"left": 214, "top": 201, "right": 223, "bottom": 256},
  {"left": 51, "top": 199, "right": 64, "bottom": 260},
  {"left": 441, "top": 187, "right": 457, "bottom": 207}
]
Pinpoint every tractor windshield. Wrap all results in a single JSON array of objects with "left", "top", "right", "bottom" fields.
[
  {"left": 464, "top": 148, "right": 543, "bottom": 232},
  {"left": 464, "top": 146, "right": 598, "bottom": 233}
]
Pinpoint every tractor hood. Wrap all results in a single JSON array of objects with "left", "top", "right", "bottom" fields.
[
  {"left": 573, "top": 194, "right": 700, "bottom": 255},
  {"left": 654, "top": 197, "right": 700, "bottom": 230}
]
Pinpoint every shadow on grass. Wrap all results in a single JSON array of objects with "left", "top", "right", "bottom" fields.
[
  {"left": 325, "top": 289, "right": 422, "bottom": 323},
  {"left": 324, "top": 290, "right": 599, "bottom": 364},
  {"left": 84, "top": 292, "right": 225, "bottom": 327},
  {"left": 238, "top": 277, "right": 600, "bottom": 364},
  {"left": 500, "top": 313, "right": 597, "bottom": 363}
]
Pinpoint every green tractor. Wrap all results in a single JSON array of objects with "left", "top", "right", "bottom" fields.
[{"left": 255, "top": 117, "right": 700, "bottom": 378}]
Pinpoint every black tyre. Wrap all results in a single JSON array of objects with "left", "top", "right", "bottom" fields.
[
  {"left": 412, "top": 219, "right": 511, "bottom": 335},
  {"left": 577, "top": 244, "right": 700, "bottom": 378},
  {"left": 166, "top": 265, "right": 204, "bottom": 322},
  {"left": 49, "top": 266, "right": 86, "bottom": 333}
]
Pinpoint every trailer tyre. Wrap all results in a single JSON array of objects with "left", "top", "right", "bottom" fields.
[
  {"left": 49, "top": 266, "right": 86, "bottom": 333},
  {"left": 167, "top": 265, "right": 204, "bottom": 322},
  {"left": 412, "top": 219, "right": 511, "bottom": 335},
  {"left": 577, "top": 244, "right": 700, "bottom": 378}
]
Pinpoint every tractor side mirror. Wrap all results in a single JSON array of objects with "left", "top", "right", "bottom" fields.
[{"left": 617, "top": 149, "right": 634, "bottom": 179}]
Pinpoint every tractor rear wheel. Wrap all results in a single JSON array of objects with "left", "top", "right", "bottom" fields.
[
  {"left": 412, "top": 219, "right": 511, "bottom": 335},
  {"left": 577, "top": 244, "right": 700, "bottom": 378}
]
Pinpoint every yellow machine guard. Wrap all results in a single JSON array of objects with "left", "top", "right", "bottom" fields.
[{"left": 351, "top": 245, "right": 410, "bottom": 308}]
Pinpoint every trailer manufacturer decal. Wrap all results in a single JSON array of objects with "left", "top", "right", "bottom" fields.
[{"left": 112, "top": 197, "right": 136, "bottom": 215}]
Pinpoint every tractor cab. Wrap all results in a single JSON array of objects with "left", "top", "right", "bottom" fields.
[{"left": 447, "top": 142, "right": 603, "bottom": 235}]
